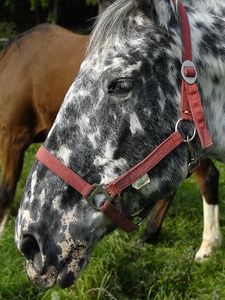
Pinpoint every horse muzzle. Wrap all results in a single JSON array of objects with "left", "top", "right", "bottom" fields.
[{"left": 19, "top": 234, "right": 89, "bottom": 288}]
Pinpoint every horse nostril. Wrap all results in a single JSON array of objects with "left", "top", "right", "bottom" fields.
[
  {"left": 20, "top": 235, "right": 40, "bottom": 261},
  {"left": 20, "top": 235, "right": 44, "bottom": 272}
]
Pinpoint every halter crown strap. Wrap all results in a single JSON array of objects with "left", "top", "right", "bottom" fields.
[
  {"left": 177, "top": 1, "right": 213, "bottom": 148},
  {"left": 177, "top": 2, "right": 192, "bottom": 61}
]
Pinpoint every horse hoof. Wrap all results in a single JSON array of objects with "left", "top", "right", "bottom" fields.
[
  {"left": 194, "top": 251, "right": 210, "bottom": 263},
  {"left": 195, "top": 235, "right": 222, "bottom": 262}
]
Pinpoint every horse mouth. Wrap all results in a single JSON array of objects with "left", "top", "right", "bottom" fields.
[
  {"left": 26, "top": 261, "right": 57, "bottom": 288},
  {"left": 25, "top": 246, "right": 89, "bottom": 288}
]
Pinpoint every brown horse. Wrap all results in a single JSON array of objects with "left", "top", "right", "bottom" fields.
[
  {"left": 0, "top": 24, "right": 219, "bottom": 247},
  {"left": 0, "top": 24, "right": 88, "bottom": 234}
]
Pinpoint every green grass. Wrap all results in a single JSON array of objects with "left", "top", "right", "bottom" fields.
[{"left": 1, "top": 144, "right": 225, "bottom": 299}]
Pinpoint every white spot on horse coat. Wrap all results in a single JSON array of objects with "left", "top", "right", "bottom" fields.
[
  {"left": 20, "top": 210, "right": 32, "bottom": 233},
  {"left": 30, "top": 170, "right": 37, "bottom": 205},
  {"left": 57, "top": 145, "right": 73, "bottom": 165},
  {"left": 87, "top": 128, "right": 100, "bottom": 149},
  {"left": 94, "top": 141, "right": 128, "bottom": 184},
  {"left": 75, "top": 114, "right": 90, "bottom": 135},
  {"left": 130, "top": 112, "right": 144, "bottom": 134},
  {"left": 39, "top": 189, "right": 46, "bottom": 208},
  {"left": 52, "top": 195, "right": 62, "bottom": 212}
]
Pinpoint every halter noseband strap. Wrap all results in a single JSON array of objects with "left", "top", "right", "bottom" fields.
[{"left": 36, "top": 3, "right": 212, "bottom": 233}]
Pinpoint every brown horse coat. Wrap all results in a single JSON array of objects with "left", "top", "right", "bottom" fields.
[{"left": 0, "top": 24, "right": 89, "bottom": 233}]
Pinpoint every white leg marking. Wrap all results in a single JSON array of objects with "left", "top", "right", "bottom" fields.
[
  {"left": 195, "top": 197, "right": 222, "bottom": 262},
  {"left": 0, "top": 210, "right": 9, "bottom": 237}
]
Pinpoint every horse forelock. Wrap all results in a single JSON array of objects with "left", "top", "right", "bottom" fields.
[{"left": 89, "top": 0, "right": 137, "bottom": 55}]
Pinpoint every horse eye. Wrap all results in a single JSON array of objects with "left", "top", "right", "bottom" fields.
[{"left": 108, "top": 78, "right": 133, "bottom": 95}]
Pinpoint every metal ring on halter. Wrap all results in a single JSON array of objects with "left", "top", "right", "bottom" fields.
[{"left": 175, "top": 118, "right": 197, "bottom": 142}]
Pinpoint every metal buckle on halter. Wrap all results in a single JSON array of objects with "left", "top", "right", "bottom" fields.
[
  {"left": 185, "top": 136, "right": 200, "bottom": 174},
  {"left": 86, "top": 184, "right": 113, "bottom": 211},
  {"left": 181, "top": 60, "right": 197, "bottom": 84},
  {"left": 175, "top": 119, "right": 199, "bottom": 175}
]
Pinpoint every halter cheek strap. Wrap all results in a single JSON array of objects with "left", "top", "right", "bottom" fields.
[
  {"left": 177, "top": 2, "right": 212, "bottom": 149},
  {"left": 36, "top": 3, "right": 212, "bottom": 233}
]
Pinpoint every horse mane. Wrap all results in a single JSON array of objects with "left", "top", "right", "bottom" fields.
[
  {"left": 0, "top": 24, "right": 51, "bottom": 59},
  {"left": 186, "top": 0, "right": 222, "bottom": 9}
]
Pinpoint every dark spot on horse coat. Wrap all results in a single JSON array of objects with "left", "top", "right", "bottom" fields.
[
  {"left": 200, "top": 27, "right": 225, "bottom": 57},
  {"left": 212, "top": 75, "right": 220, "bottom": 85}
]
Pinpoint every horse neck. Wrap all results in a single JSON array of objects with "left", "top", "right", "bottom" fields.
[
  {"left": 146, "top": 2, "right": 225, "bottom": 161},
  {"left": 186, "top": 0, "right": 224, "bottom": 11},
  {"left": 188, "top": 7, "right": 225, "bottom": 160},
  {"left": 149, "top": 0, "right": 225, "bottom": 29}
]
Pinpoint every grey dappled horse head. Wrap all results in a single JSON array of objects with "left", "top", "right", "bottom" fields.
[{"left": 16, "top": 0, "right": 225, "bottom": 288}]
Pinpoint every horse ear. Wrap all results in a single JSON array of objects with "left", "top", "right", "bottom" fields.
[{"left": 136, "top": 0, "right": 175, "bottom": 28}]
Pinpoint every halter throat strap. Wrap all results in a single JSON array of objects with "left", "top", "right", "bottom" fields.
[{"left": 36, "top": 3, "right": 212, "bottom": 233}]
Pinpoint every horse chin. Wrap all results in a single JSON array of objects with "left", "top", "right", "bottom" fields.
[
  {"left": 56, "top": 259, "right": 87, "bottom": 288},
  {"left": 56, "top": 252, "right": 90, "bottom": 288}
]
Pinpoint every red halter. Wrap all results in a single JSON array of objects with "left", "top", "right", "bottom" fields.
[{"left": 36, "top": 3, "right": 212, "bottom": 233}]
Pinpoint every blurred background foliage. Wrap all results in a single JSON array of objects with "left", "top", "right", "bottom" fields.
[{"left": 0, "top": 0, "right": 98, "bottom": 43}]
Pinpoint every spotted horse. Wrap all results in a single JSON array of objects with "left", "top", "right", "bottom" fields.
[{"left": 16, "top": 0, "right": 225, "bottom": 288}]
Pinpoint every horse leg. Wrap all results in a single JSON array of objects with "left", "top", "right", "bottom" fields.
[
  {"left": 0, "top": 133, "right": 25, "bottom": 236},
  {"left": 195, "top": 159, "right": 222, "bottom": 261},
  {"left": 139, "top": 193, "right": 175, "bottom": 243}
]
